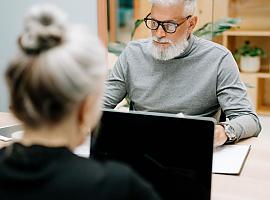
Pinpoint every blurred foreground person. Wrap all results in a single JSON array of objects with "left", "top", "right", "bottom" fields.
[{"left": 0, "top": 4, "right": 161, "bottom": 200}]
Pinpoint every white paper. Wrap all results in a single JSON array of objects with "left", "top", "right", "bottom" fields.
[
  {"left": 73, "top": 136, "right": 91, "bottom": 158},
  {"left": 0, "top": 135, "right": 13, "bottom": 142},
  {"left": 0, "top": 124, "right": 22, "bottom": 138},
  {"left": 212, "top": 144, "right": 251, "bottom": 175},
  {"left": 176, "top": 112, "right": 185, "bottom": 117}
]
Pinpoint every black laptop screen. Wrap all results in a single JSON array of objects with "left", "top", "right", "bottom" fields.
[{"left": 90, "top": 109, "right": 215, "bottom": 200}]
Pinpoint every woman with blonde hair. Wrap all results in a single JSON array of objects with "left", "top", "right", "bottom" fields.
[{"left": 0, "top": 4, "right": 161, "bottom": 200}]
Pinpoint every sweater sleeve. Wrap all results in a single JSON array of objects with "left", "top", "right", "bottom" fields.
[
  {"left": 216, "top": 51, "right": 261, "bottom": 141},
  {"left": 103, "top": 50, "right": 128, "bottom": 109}
]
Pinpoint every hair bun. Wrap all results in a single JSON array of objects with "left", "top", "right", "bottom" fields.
[{"left": 19, "top": 4, "right": 68, "bottom": 55}]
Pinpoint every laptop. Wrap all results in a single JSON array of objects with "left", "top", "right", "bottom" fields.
[{"left": 90, "top": 109, "right": 215, "bottom": 200}]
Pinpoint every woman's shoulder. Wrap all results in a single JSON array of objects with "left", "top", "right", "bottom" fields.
[
  {"left": 66, "top": 157, "right": 161, "bottom": 199},
  {"left": 67, "top": 156, "right": 139, "bottom": 183}
]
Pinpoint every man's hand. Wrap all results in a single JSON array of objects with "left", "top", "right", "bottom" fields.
[{"left": 214, "top": 125, "right": 228, "bottom": 147}]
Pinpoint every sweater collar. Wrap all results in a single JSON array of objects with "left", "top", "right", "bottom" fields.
[{"left": 173, "top": 34, "right": 196, "bottom": 59}]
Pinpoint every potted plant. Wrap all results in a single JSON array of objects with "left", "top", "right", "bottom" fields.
[{"left": 234, "top": 40, "right": 266, "bottom": 73}]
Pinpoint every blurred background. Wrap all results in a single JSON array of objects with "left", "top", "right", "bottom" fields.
[{"left": 0, "top": 0, "right": 98, "bottom": 112}]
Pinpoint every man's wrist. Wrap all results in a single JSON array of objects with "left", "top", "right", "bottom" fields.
[{"left": 218, "top": 122, "right": 237, "bottom": 144}]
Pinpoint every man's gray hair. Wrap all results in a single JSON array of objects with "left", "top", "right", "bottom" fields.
[{"left": 149, "top": 0, "right": 197, "bottom": 17}]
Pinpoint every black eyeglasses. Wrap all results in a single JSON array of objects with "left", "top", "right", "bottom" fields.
[{"left": 144, "top": 13, "right": 192, "bottom": 33}]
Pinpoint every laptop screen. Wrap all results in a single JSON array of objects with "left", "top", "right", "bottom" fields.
[{"left": 90, "top": 109, "right": 215, "bottom": 200}]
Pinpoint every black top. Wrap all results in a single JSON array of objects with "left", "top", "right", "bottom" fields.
[{"left": 0, "top": 143, "right": 161, "bottom": 200}]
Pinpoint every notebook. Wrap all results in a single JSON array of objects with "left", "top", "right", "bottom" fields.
[
  {"left": 212, "top": 144, "right": 251, "bottom": 175},
  {"left": 91, "top": 109, "right": 215, "bottom": 200}
]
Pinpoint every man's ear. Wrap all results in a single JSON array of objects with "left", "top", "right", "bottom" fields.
[{"left": 188, "top": 16, "right": 198, "bottom": 34}]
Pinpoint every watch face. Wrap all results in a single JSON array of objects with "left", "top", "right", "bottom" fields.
[
  {"left": 219, "top": 122, "right": 237, "bottom": 143},
  {"left": 225, "top": 124, "right": 236, "bottom": 141}
]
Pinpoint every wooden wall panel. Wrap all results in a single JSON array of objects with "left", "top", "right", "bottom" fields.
[
  {"left": 133, "top": 0, "right": 151, "bottom": 40},
  {"left": 230, "top": 0, "right": 270, "bottom": 30},
  {"left": 265, "top": 79, "right": 270, "bottom": 105},
  {"left": 195, "top": 0, "right": 229, "bottom": 29},
  {"left": 109, "top": 0, "right": 118, "bottom": 42},
  {"left": 97, "top": 0, "right": 108, "bottom": 47}
]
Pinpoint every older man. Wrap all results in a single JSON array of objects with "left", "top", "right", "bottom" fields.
[{"left": 103, "top": 0, "right": 261, "bottom": 147}]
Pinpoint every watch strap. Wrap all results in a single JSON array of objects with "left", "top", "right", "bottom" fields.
[{"left": 219, "top": 122, "right": 237, "bottom": 144}]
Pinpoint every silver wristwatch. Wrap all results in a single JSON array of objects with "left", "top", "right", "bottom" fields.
[{"left": 219, "top": 122, "right": 237, "bottom": 144}]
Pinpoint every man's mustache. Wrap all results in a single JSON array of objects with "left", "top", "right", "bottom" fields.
[{"left": 152, "top": 36, "right": 173, "bottom": 44}]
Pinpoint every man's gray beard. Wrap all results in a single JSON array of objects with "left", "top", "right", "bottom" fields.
[{"left": 150, "top": 37, "right": 189, "bottom": 61}]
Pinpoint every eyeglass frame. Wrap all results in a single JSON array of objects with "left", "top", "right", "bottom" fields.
[{"left": 143, "top": 13, "right": 192, "bottom": 34}]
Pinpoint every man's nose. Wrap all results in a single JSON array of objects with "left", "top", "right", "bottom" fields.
[{"left": 155, "top": 25, "right": 166, "bottom": 38}]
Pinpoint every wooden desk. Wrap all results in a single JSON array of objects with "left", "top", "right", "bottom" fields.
[
  {"left": 211, "top": 130, "right": 270, "bottom": 200},
  {"left": 0, "top": 113, "right": 269, "bottom": 199},
  {"left": 0, "top": 112, "right": 19, "bottom": 127}
]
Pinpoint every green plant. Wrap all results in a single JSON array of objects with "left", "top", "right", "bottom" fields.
[
  {"left": 108, "top": 19, "right": 144, "bottom": 56},
  {"left": 131, "top": 19, "right": 144, "bottom": 40},
  {"left": 193, "top": 18, "right": 241, "bottom": 39},
  {"left": 234, "top": 40, "right": 266, "bottom": 61}
]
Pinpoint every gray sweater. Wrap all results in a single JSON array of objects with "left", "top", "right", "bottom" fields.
[{"left": 104, "top": 34, "right": 261, "bottom": 141}]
